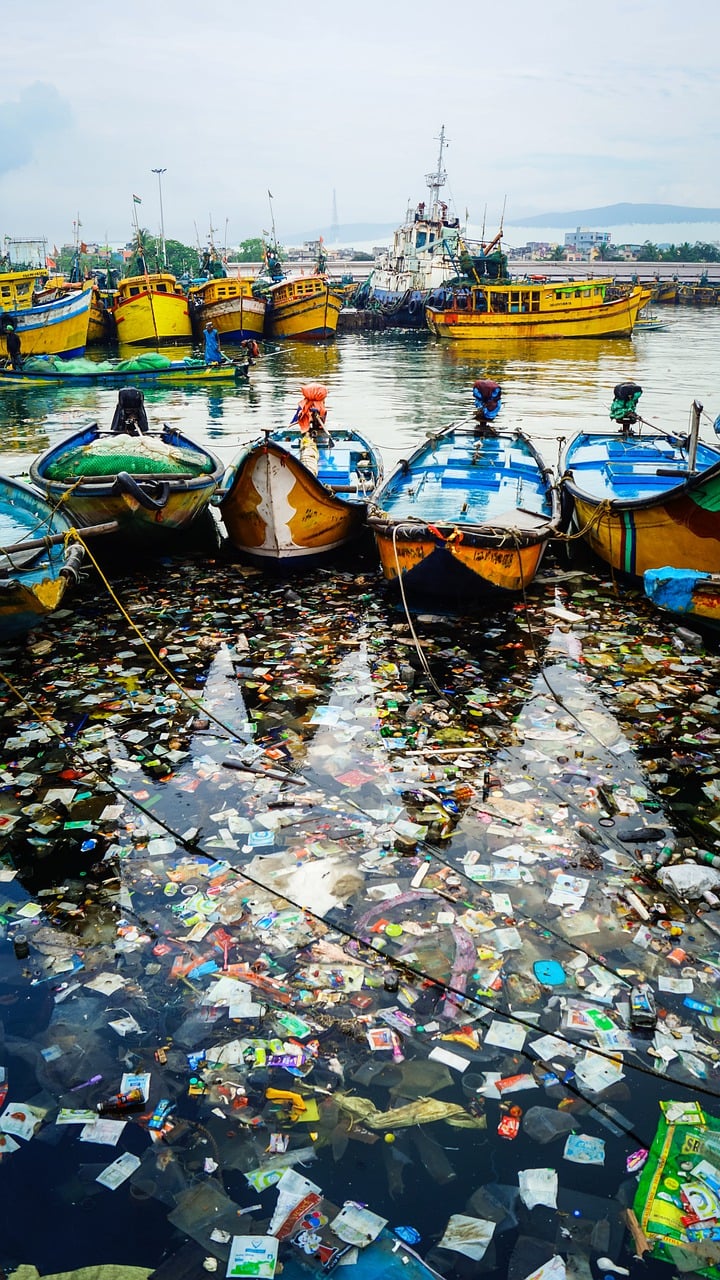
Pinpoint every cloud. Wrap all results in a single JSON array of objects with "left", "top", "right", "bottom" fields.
[{"left": 0, "top": 82, "right": 73, "bottom": 177}]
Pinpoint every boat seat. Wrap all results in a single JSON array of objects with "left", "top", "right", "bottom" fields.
[
  {"left": 445, "top": 454, "right": 501, "bottom": 469},
  {"left": 441, "top": 470, "right": 503, "bottom": 487},
  {"left": 604, "top": 464, "right": 672, "bottom": 488}
]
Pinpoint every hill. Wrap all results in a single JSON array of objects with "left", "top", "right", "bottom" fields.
[{"left": 508, "top": 203, "right": 720, "bottom": 228}]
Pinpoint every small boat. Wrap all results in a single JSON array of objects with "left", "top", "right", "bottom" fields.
[
  {"left": 30, "top": 387, "right": 224, "bottom": 543},
  {"left": 354, "top": 125, "right": 506, "bottom": 328},
  {"left": 219, "top": 383, "right": 382, "bottom": 566},
  {"left": 0, "top": 350, "right": 249, "bottom": 386},
  {"left": 188, "top": 274, "right": 266, "bottom": 341},
  {"left": 0, "top": 475, "right": 85, "bottom": 638},
  {"left": 368, "top": 381, "right": 562, "bottom": 603},
  {"left": 644, "top": 566, "right": 720, "bottom": 627},
  {"left": 426, "top": 276, "right": 652, "bottom": 340},
  {"left": 560, "top": 383, "right": 720, "bottom": 578},
  {"left": 0, "top": 285, "right": 94, "bottom": 359}
]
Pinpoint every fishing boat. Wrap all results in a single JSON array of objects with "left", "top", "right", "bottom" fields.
[
  {"left": 254, "top": 236, "right": 344, "bottom": 340},
  {"left": 112, "top": 271, "right": 192, "bottom": 344},
  {"left": 188, "top": 275, "right": 265, "bottom": 341},
  {"left": 30, "top": 387, "right": 224, "bottom": 543},
  {"left": 0, "top": 350, "right": 249, "bottom": 386},
  {"left": 0, "top": 475, "right": 86, "bottom": 638},
  {"left": 0, "top": 285, "right": 94, "bottom": 359},
  {"left": 353, "top": 126, "right": 506, "bottom": 328},
  {"left": 560, "top": 382, "right": 720, "bottom": 578},
  {"left": 426, "top": 276, "right": 651, "bottom": 340},
  {"left": 367, "top": 381, "right": 562, "bottom": 603},
  {"left": 644, "top": 566, "right": 720, "bottom": 628},
  {"left": 219, "top": 383, "right": 382, "bottom": 566}
]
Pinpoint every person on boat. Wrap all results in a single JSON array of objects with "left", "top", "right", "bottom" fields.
[
  {"left": 5, "top": 324, "right": 23, "bottom": 372},
  {"left": 473, "top": 379, "right": 502, "bottom": 434},
  {"left": 291, "top": 384, "right": 330, "bottom": 439},
  {"left": 203, "top": 321, "right": 226, "bottom": 366}
]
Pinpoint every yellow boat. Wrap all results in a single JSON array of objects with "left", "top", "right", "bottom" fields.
[
  {"left": 0, "top": 267, "right": 49, "bottom": 311},
  {"left": 0, "top": 285, "right": 93, "bottom": 358},
  {"left": 112, "top": 272, "right": 192, "bottom": 345},
  {"left": 264, "top": 275, "right": 344, "bottom": 340},
  {"left": 425, "top": 278, "right": 651, "bottom": 340},
  {"left": 188, "top": 276, "right": 265, "bottom": 341}
]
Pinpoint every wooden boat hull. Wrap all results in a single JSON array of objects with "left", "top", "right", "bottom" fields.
[
  {"left": 220, "top": 429, "right": 381, "bottom": 566},
  {"left": 0, "top": 287, "right": 93, "bottom": 358},
  {"left": 189, "top": 278, "right": 266, "bottom": 340},
  {"left": 562, "top": 430, "right": 720, "bottom": 577},
  {"left": 266, "top": 279, "right": 343, "bottom": 339},
  {"left": 113, "top": 283, "right": 192, "bottom": 345},
  {"left": 30, "top": 423, "right": 224, "bottom": 542},
  {"left": 0, "top": 476, "right": 84, "bottom": 638},
  {"left": 373, "top": 524, "right": 550, "bottom": 595},
  {"left": 368, "top": 425, "right": 561, "bottom": 601},
  {"left": 426, "top": 283, "right": 650, "bottom": 340},
  {"left": 644, "top": 566, "right": 720, "bottom": 626},
  {"left": 0, "top": 358, "right": 247, "bottom": 387}
]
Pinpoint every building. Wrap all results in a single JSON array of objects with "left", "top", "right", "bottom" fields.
[{"left": 564, "top": 227, "right": 611, "bottom": 253}]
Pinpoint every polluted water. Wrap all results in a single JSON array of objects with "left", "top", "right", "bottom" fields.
[{"left": 3, "top": 540, "right": 720, "bottom": 1280}]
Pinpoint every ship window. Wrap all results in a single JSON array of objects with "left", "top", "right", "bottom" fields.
[
  {"left": 530, "top": 291, "right": 540, "bottom": 311},
  {"left": 1, "top": 286, "right": 10, "bottom": 298},
  {"left": 473, "top": 291, "right": 488, "bottom": 313},
  {"left": 583, "top": 288, "right": 591, "bottom": 297},
  {"left": 130, "top": 286, "right": 140, "bottom": 296},
  {"left": 416, "top": 232, "right": 427, "bottom": 249},
  {"left": 490, "top": 291, "right": 508, "bottom": 313},
  {"left": 429, "top": 232, "right": 435, "bottom": 243},
  {"left": 156, "top": 284, "right": 168, "bottom": 293}
]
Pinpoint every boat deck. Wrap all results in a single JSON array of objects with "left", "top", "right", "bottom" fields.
[
  {"left": 564, "top": 431, "right": 720, "bottom": 502},
  {"left": 270, "top": 428, "right": 381, "bottom": 499},
  {"left": 374, "top": 430, "right": 553, "bottom": 526}
]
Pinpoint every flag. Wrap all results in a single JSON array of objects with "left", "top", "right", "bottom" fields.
[
  {"left": 80, "top": 241, "right": 88, "bottom": 254},
  {"left": 46, "top": 256, "right": 57, "bottom": 270},
  {"left": 53, "top": 245, "right": 59, "bottom": 257},
  {"left": 133, "top": 194, "right": 142, "bottom": 204},
  {"left": 268, "top": 189, "right": 273, "bottom": 199}
]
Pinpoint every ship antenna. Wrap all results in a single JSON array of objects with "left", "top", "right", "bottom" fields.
[{"left": 426, "top": 124, "right": 448, "bottom": 220}]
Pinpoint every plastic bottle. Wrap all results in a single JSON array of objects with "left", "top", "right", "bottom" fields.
[{"left": 96, "top": 1087, "right": 145, "bottom": 1114}]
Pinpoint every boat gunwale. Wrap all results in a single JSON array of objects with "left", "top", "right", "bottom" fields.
[
  {"left": 369, "top": 420, "right": 561, "bottom": 537},
  {"left": 561, "top": 433, "right": 720, "bottom": 513}
]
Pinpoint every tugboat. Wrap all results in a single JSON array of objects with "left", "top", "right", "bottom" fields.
[{"left": 353, "top": 126, "right": 507, "bottom": 328}]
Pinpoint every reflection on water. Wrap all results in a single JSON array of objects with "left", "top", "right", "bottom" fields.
[{"left": 1, "top": 308, "right": 719, "bottom": 475}]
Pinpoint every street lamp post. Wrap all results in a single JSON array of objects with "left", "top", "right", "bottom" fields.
[{"left": 151, "top": 168, "right": 167, "bottom": 269}]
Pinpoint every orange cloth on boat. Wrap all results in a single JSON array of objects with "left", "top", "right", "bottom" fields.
[{"left": 295, "top": 383, "right": 328, "bottom": 432}]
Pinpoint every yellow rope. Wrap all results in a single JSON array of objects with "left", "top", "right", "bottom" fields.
[{"left": 65, "top": 529, "right": 248, "bottom": 745}]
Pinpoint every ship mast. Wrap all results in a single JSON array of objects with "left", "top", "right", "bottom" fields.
[{"left": 426, "top": 125, "right": 448, "bottom": 221}]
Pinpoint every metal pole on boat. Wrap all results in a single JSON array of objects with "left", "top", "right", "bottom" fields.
[
  {"left": 152, "top": 168, "right": 167, "bottom": 269},
  {"left": 688, "top": 399, "right": 703, "bottom": 473}
]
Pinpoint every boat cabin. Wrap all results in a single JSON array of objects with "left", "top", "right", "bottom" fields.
[
  {"left": 443, "top": 280, "right": 610, "bottom": 314},
  {"left": 0, "top": 268, "right": 50, "bottom": 311},
  {"left": 115, "top": 273, "right": 186, "bottom": 300}
]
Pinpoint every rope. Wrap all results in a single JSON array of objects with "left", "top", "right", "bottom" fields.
[
  {"left": 390, "top": 523, "right": 446, "bottom": 698},
  {"left": 65, "top": 530, "right": 251, "bottom": 746}
]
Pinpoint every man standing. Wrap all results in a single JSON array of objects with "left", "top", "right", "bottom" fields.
[
  {"left": 203, "top": 321, "right": 224, "bottom": 365},
  {"left": 5, "top": 323, "right": 23, "bottom": 371}
]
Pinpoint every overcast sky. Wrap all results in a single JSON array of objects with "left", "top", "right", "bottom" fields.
[{"left": 2, "top": 0, "right": 718, "bottom": 252}]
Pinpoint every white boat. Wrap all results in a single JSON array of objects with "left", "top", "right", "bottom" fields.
[{"left": 354, "top": 126, "right": 506, "bottom": 327}]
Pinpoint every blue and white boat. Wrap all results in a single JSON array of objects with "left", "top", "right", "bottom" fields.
[
  {"left": 353, "top": 127, "right": 506, "bottom": 328},
  {"left": 0, "top": 475, "right": 85, "bottom": 638},
  {"left": 368, "top": 382, "right": 562, "bottom": 603}
]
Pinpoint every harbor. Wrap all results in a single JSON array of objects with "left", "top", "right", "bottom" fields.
[{"left": 1, "top": 311, "right": 720, "bottom": 1280}]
